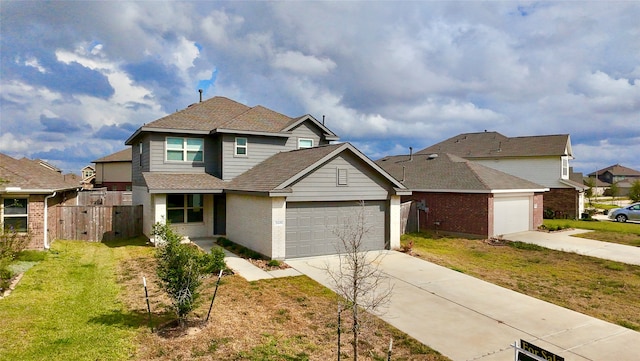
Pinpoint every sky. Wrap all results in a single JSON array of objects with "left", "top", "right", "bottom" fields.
[{"left": 1, "top": 1, "right": 639, "bottom": 176}]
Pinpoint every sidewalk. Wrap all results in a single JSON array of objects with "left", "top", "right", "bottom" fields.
[{"left": 505, "top": 229, "right": 640, "bottom": 266}]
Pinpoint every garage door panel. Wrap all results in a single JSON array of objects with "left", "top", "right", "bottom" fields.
[
  {"left": 494, "top": 196, "right": 531, "bottom": 236},
  {"left": 286, "top": 201, "right": 387, "bottom": 258}
]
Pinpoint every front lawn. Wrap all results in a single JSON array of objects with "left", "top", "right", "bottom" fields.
[
  {"left": 0, "top": 239, "right": 145, "bottom": 360},
  {"left": 402, "top": 233, "right": 640, "bottom": 331},
  {"left": 0, "top": 239, "right": 448, "bottom": 361},
  {"left": 543, "top": 219, "right": 640, "bottom": 247}
]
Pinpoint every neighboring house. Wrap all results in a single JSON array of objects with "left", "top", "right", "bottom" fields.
[
  {"left": 376, "top": 152, "right": 548, "bottom": 238},
  {"left": 588, "top": 164, "right": 640, "bottom": 197},
  {"left": 125, "top": 96, "right": 409, "bottom": 259},
  {"left": 418, "top": 131, "right": 587, "bottom": 219},
  {"left": 0, "top": 153, "right": 79, "bottom": 250},
  {"left": 80, "top": 165, "right": 95, "bottom": 190},
  {"left": 93, "top": 148, "right": 132, "bottom": 191},
  {"left": 589, "top": 164, "right": 640, "bottom": 185}
]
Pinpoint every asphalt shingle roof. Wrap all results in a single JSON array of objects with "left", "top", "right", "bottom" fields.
[
  {"left": 417, "top": 131, "right": 571, "bottom": 158},
  {"left": 142, "top": 173, "right": 227, "bottom": 192},
  {"left": 588, "top": 164, "right": 640, "bottom": 177},
  {"left": 93, "top": 148, "right": 132, "bottom": 163},
  {"left": 0, "top": 153, "right": 79, "bottom": 192},
  {"left": 142, "top": 96, "right": 296, "bottom": 133},
  {"left": 376, "top": 153, "right": 545, "bottom": 191}
]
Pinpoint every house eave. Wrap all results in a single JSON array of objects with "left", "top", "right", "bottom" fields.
[
  {"left": 126, "top": 126, "right": 210, "bottom": 144},
  {"left": 148, "top": 188, "right": 225, "bottom": 194},
  {"left": 213, "top": 128, "right": 292, "bottom": 138}
]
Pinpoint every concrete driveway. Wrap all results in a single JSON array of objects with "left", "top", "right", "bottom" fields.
[
  {"left": 505, "top": 229, "right": 640, "bottom": 266},
  {"left": 287, "top": 251, "right": 640, "bottom": 361}
]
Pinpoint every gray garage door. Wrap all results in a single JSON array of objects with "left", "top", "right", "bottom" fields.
[{"left": 286, "top": 201, "right": 387, "bottom": 258}]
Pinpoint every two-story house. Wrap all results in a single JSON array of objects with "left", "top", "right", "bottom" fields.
[
  {"left": 125, "top": 96, "right": 409, "bottom": 259},
  {"left": 588, "top": 164, "right": 640, "bottom": 197},
  {"left": 92, "top": 148, "right": 132, "bottom": 191},
  {"left": 417, "top": 131, "right": 587, "bottom": 219}
]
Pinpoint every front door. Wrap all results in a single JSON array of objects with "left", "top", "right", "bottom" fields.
[{"left": 213, "top": 194, "right": 226, "bottom": 235}]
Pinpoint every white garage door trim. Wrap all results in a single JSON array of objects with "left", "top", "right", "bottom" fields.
[
  {"left": 493, "top": 195, "right": 532, "bottom": 236},
  {"left": 286, "top": 201, "right": 387, "bottom": 258}
]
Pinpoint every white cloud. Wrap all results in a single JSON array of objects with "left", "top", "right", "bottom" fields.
[
  {"left": 24, "top": 57, "right": 47, "bottom": 73},
  {"left": 272, "top": 50, "right": 336, "bottom": 75}
]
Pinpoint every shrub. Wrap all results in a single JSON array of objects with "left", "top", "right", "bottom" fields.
[
  {"left": 543, "top": 208, "right": 555, "bottom": 219},
  {"left": 152, "top": 222, "right": 226, "bottom": 324},
  {"left": 0, "top": 228, "right": 30, "bottom": 261},
  {"left": 267, "top": 259, "right": 281, "bottom": 268},
  {"left": 0, "top": 258, "right": 14, "bottom": 292}
]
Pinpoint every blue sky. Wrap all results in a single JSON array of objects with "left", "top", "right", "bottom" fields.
[{"left": 1, "top": 1, "right": 639, "bottom": 175}]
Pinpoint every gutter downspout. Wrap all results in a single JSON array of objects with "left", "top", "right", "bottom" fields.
[{"left": 43, "top": 192, "right": 56, "bottom": 250}]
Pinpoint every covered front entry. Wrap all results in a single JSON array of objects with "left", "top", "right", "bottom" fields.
[
  {"left": 285, "top": 201, "right": 387, "bottom": 258},
  {"left": 493, "top": 195, "right": 532, "bottom": 236}
]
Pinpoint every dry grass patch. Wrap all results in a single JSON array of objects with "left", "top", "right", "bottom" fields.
[
  {"left": 115, "top": 241, "right": 447, "bottom": 360},
  {"left": 402, "top": 233, "right": 640, "bottom": 331},
  {"left": 130, "top": 274, "right": 446, "bottom": 360}
]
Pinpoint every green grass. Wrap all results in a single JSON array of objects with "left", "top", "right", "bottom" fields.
[
  {"left": 0, "top": 239, "right": 149, "bottom": 361},
  {"left": 543, "top": 219, "right": 640, "bottom": 247},
  {"left": 543, "top": 219, "right": 640, "bottom": 234}
]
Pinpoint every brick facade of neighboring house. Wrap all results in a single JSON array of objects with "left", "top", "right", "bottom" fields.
[
  {"left": 417, "top": 131, "right": 587, "bottom": 219},
  {"left": 1, "top": 153, "right": 80, "bottom": 250},
  {"left": 376, "top": 152, "right": 547, "bottom": 238},
  {"left": 544, "top": 188, "right": 580, "bottom": 219},
  {"left": 402, "top": 192, "right": 491, "bottom": 238}
]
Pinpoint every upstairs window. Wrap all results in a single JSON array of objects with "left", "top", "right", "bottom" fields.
[
  {"left": 298, "top": 138, "right": 314, "bottom": 149},
  {"left": 235, "top": 137, "right": 248, "bottom": 156},
  {"left": 167, "top": 194, "right": 203, "bottom": 224},
  {"left": 166, "top": 137, "right": 204, "bottom": 162},
  {"left": 2, "top": 198, "right": 28, "bottom": 232},
  {"left": 562, "top": 157, "right": 569, "bottom": 179}
]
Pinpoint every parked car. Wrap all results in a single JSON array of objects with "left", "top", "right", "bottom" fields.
[{"left": 608, "top": 202, "right": 640, "bottom": 222}]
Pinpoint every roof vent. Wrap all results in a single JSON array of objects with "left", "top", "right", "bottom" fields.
[{"left": 427, "top": 154, "right": 438, "bottom": 160}]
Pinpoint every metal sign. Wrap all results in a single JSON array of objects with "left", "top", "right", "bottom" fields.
[{"left": 512, "top": 340, "right": 565, "bottom": 361}]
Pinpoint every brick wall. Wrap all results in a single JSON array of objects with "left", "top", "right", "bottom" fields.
[
  {"left": 533, "top": 193, "right": 544, "bottom": 229},
  {"left": 402, "top": 192, "right": 491, "bottom": 238},
  {"left": 544, "top": 188, "right": 579, "bottom": 219}
]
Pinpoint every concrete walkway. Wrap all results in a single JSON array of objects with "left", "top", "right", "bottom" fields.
[
  {"left": 191, "top": 238, "right": 302, "bottom": 281},
  {"left": 505, "top": 230, "right": 640, "bottom": 266},
  {"left": 287, "top": 251, "right": 640, "bottom": 361}
]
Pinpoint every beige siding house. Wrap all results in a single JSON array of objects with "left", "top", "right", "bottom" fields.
[{"left": 93, "top": 148, "right": 132, "bottom": 191}]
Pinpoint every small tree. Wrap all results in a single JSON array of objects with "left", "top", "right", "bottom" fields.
[
  {"left": 326, "top": 201, "right": 393, "bottom": 361},
  {"left": 629, "top": 180, "right": 640, "bottom": 203},
  {"left": 609, "top": 182, "right": 619, "bottom": 204},
  {"left": 152, "top": 222, "right": 225, "bottom": 325},
  {"left": 584, "top": 177, "right": 595, "bottom": 207}
]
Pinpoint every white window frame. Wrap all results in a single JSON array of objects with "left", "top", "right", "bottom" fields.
[
  {"left": 561, "top": 157, "right": 569, "bottom": 179},
  {"left": 235, "top": 137, "right": 248, "bottom": 157},
  {"left": 165, "top": 137, "right": 204, "bottom": 162},
  {"left": 2, "top": 197, "right": 29, "bottom": 232},
  {"left": 298, "top": 138, "right": 314, "bottom": 149}
]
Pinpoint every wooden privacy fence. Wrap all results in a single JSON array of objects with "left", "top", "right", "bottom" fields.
[{"left": 56, "top": 205, "right": 142, "bottom": 241}]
